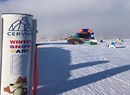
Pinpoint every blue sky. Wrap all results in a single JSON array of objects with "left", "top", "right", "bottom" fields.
[{"left": 0, "top": 0, "right": 130, "bottom": 39}]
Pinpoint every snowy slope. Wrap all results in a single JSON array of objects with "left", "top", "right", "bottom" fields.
[{"left": 37, "top": 39, "right": 130, "bottom": 95}]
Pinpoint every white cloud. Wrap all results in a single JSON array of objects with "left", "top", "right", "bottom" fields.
[
  {"left": 125, "top": 1, "right": 130, "bottom": 11},
  {"left": 0, "top": 0, "right": 130, "bottom": 39}
]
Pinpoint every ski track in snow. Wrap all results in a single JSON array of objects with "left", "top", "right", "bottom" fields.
[{"left": 37, "top": 39, "right": 130, "bottom": 95}]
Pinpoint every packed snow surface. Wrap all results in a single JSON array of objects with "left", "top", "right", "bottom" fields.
[{"left": 37, "top": 39, "right": 130, "bottom": 95}]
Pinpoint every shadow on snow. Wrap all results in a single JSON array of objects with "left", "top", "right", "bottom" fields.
[{"left": 37, "top": 47, "right": 130, "bottom": 95}]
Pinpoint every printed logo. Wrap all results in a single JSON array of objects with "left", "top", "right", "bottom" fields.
[
  {"left": 7, "top": 17, "right": 32, "bottom": 37},
  {"left": 9, "top": 17, "right": 32, "bottom": 31},
  {"left": 7, "top": 17, "right": 32, "bottom": 53}
]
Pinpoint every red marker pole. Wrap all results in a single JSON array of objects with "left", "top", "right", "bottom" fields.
[
  {"left": 33, "top": 45, "right": 38, "bottom": 95},
  {"left": 30, "top": 20, "right": 38, "bottom": 95},
  {"left": 28, "top": 19, "right": 38, "bottom": 95}
]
